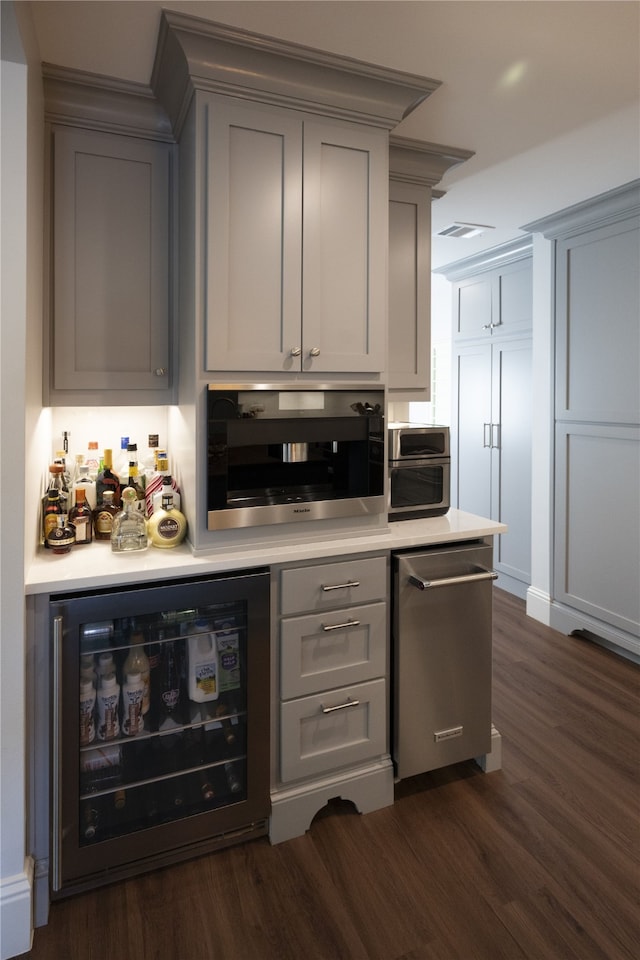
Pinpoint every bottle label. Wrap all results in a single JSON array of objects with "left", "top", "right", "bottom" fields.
[
  {"left": 162, "top": 688, "right": 180, "bottom": 710},
  {"left": 95, "top": 510, "right": 114, "bottom": 534},
  {"left": 195, "top": 664, "right": 217, "bottom": 695},
  {"left": 157, "top": 516, "right": 180, "bottom": 540},
  {"left": 72, "top": 516, "right": 91, "bottom": 543}
]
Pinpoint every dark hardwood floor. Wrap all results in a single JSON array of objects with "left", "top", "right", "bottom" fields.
[{"left": 22, "top": 589, "right": 639, "bottom": 960}]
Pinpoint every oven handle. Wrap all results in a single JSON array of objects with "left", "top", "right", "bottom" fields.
[{"left": 408, "top": 569, "right": 498, "bottom": 590}]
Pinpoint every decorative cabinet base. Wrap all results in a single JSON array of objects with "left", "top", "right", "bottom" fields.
[{"left": 269, "top": 757, "right": 394, "bottom": 845}]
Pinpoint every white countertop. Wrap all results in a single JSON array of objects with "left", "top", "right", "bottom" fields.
[{"left": 25, "top": 509, "right": 507, "bottom": 595}]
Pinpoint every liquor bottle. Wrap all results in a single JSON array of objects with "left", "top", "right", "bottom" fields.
[
  {"left": 96, "top": 672, "right": 120, "bottom": 741},
  {"left": 147, "top": 493, "right": 187, "bottom": 549},
  {"left": 85, "top": 441, "right": 100, "bottom": 480},
  {"left": 141, "top": 434, "right": 160, "bottom": 480},
  {"left": 123, "top": 627, "right": 151, "bottom": 716},
  {"left": 72, "top": 464, "right": 97, "bottom": 511},
  {"left": 115, "top": 437, "right": 130, "bottom": 485},
  {"left": 93, "top": 490, "right": 119, "bottom": 540},
  {"left": 79, "top": 677, "right": 96, "bottom": 746},
  {"left": 151, "top": 475, "right": 181, "bottom": 516},
  {"left": 199, "top": 770, "right": 215, "bottom": 802},
  {"left": 96, "top": 449, "right": 121, "bottom": 507},
  {"left": 111, "top": 487, "right": 148, "bottom": 553},
  {"left": 121, "top": 460, "right": 146, "bottom": 515},
  {"left": 69, "top": 487, "right": 93, "bottom": 544},
  {"left": 145, "top": 456, "right": 170, "bottom": 516},
  {"left": 121, "top": 670, "right": 145, "bottom": 736},
  {"left": 46, "top": 514, "right": 75, "bottom": 554},
  {"left": 42, "top": 487, "right": 63, "bottom": 548},
  {"left": 158, "top": 639, "right": 182, "bottom": 728},
  {"left": 224, "top": 761, "right": 242, "bottom": 795},
  {"left": 81, "top": 801, "right": 100, "bottom": 841}
]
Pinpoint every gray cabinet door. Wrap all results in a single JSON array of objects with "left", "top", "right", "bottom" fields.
[
  {"left": 51, "top": 127, "right": 172, "bottom": 396},
  {"left": 453, "top": 257, "right": 532, "bottom": 341},
  {"left": 388, "top": 180, "right": 430, "bottom": 395},
  {"left": 203, "top": 97, "right": 386, "bottom": 375},
  {"left": 453, "top": 338, "right": 532, "bottom": 593}
]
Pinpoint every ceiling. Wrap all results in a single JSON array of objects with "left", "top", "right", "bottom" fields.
[{"left": 25, "top": 0, "right": 640, "bottom": 268}]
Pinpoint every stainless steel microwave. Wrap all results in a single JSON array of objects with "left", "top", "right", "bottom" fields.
[
  {"left": 388, "top": 423, "right": 450, "bottom": 520},
  {"left": 207, "top": 385, "right": 385, "bottom": 530}
]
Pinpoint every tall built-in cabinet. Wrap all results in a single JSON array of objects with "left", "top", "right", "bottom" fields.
[
  {"left": 440, "top": 240, "right": 533, "bottom": 598},
  {"left": 525, "top": 182, "right": 640, "bottom": 657}
]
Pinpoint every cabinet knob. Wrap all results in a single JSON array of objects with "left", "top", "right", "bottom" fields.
[
  {"left": 290, "top": 347, "right": 302, "bottom": 357},
  {"left": 308, "top": 346, "right": 321, "bottom": 358},
  {"left": 154, "top": 368, "right": 167, "bottom": 376}
]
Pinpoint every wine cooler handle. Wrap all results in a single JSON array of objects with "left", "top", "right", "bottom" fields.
[
  {"left": 320, "top": 697, "right": 360, "bottom": 714},
  {"left": 321, "top": 580, "right": 360, "bottom": 592},
  {"left": 322, "top": 619, "right": 361, "bottom": 632},
  {"left": 52, "top": 615, "right": 63, "bottom": 889},
  {"left": 409, "top": 570, "right": 498, "bottom": 590}
]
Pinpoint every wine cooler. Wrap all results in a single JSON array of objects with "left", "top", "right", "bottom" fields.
[{"left": 50, "top": 568, "right": 270, "bottom": 897}]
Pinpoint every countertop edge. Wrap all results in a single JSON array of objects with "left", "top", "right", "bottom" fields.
[{"left": 25, "top": 511, "right": 507, "bottom": 595}]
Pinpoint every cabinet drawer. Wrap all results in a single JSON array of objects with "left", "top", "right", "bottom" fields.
[
  {"left": 280, "top": 556, "right": 386, "bottom": 616},
  {"left": 280, "top": 679, "right": 386, "bottom": 783},
  {"left": 280, "top": 602, "right": 386, "bottom": 699}
]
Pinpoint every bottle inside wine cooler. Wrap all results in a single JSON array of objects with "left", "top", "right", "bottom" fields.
[
  {"left": 187, "top": 620, "right": 219, "bottom": 721},
  {"left": 123, "top": 627, "right": 150, "bottom": 716},
  {"left": 158, "top": 638, "right": 182, "bottom": 729},
  {"left": 121, "top": 670, "right": 145, "bottom": 736},
  {"left": 96, "top": 672, "right": 120, "bottom": 741},
  {"left": 79, "top": 677, "right": 96, "bottom": 746}
]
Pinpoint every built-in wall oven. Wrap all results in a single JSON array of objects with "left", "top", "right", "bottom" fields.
[
  {"left": 388, "top": 423, "right": 450, "bottom": 520},
  {"left": 207, "top": 385, "right": 385, "bottom": 530}
]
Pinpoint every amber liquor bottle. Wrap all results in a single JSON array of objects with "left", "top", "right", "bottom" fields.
[
  {"left": 93, "top": 490, "right": 119, "bottom": 541},
  {"left": 96, "top": 448, "right": 121, "bottom": 507},
  {"left": 69, "top": 487, "right": 93, "bottom": 544}
]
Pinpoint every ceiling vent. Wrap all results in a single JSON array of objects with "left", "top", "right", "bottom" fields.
[{"left": 436, "top": 222, "right": 495, "bottom": 239}]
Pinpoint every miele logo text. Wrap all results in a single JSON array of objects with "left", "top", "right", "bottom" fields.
[{"left": 293, "top": 507, "right": 311, "bottom": 514}]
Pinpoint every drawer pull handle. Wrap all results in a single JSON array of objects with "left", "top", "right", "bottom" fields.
[
  {"left": 321, "top": 619, "right": 361, "bottom": 632},
  {"left": 321, "top": 697, "right": 360, "bottom": 714},
  {"left": 321, "top": 580, "right": 360, "bottom": 592}
]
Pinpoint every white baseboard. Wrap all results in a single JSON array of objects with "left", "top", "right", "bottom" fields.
[
  {"left": 526, "top": 586, "right": 553, "bottom": 625},
  {"left": 525, "top": 589, "right": 639, "bottom": 661},
  {"left": 0, "top": 859, "right": 33, "bottom": 960}
]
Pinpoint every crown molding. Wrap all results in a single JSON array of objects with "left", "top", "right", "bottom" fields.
[
  {"left": 42, "top": 63, "right": 174, "bottom": 141},
  {"left": 522, "top": 179, "right": 640, "bottom": 239},
  {"left": 389, "top": 135, "right": 474, "bottom": 189},
  {"left": 434, "top": 235, "right": 533, "bottom": 280},
  {"left": 151, "top": 10, "right": 441, "bottom": 137}
]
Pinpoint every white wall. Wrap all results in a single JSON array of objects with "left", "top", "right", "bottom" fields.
[{"left": 0, "top": 2, "right": 43, "bottom": 955}]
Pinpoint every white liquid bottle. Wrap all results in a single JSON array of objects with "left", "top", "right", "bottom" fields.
[
  {"left": 96, "top": 651, "right": 116, "bottom": 684},
  {"left": 79, "top": 677, "right": 96, "bottom": 746},
  {"left": 122, "top": 670, "right": 145, "bottom": 736},
  {"left": 97, "top": 672, "right": 120, "bottom": 741},
  {"left": 73, "top": 464, "right": 97, "bottom": 511},
  {"left": 122, "top": 628, "right": 150, "bottom": 716},
  {"left": 187, "top": 621, "right": 219, "bottom": 703}
]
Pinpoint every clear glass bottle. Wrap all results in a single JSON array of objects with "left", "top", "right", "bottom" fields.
[
  {"left": 85, "top": 441, "right": 100, "bottom": 480},
  {"left": 93, "top": 490, "right": 119, "bottom": 541},
  {"left": 111, "top": 487, "right": 148, "bottom": 553},
  {"left": 72, "top": 463, "right": 97, "bottom": 511},
  {"left": 147, "top": 492, "right": 187, "bottom": 548},
  {"left": 115, "top": 437, "right": 130, "bottom": 485},
  {"left": 69, "top": 487, "right": 93, "bottom": 544}
]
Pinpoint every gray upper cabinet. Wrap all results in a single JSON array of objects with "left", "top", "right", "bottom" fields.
[
  {"left": 49, "top": 126, "right": 173, "bottom": 403},
  {"left": 453, "top": 255, "right": 533, "bottom": 341},
  {"left": 387, "top": 136, "right": 474, "bottom": 399},
  {"left": 204, "top": 96, "right": 387, "bottom": 375}
]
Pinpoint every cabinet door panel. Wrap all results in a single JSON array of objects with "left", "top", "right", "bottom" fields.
[
  {"left": 494, "top": 259, "right": 532, "bottom": 336},
  {"left": 454, "top": 276, "right": 492, "bottom": 339},
  {"left": 302, "top": 121, "right": 386, "bottom": 373},
  {"left": 205, "top": 98, "right": 302, "bottom": 372},
  {"left": 555, "top": 219, "right": 640, "bottom": 424},
  {"left": 453, "top": 344, "right": 492, "bottom": 517},
  {"left": 491, "top": 340, "right": 532, "bottom": 584},
  {"left": 388, "top": 181, "right": 430, "bottom": 394},
  {"left": 53, "top": 128, "right": 170, "bottom": 391},
  {"left": 280, "top": 679, "right": 386, "bottom": 782},
  {"left": 554, "top": 423, "right": 640, "bottom": 636}
]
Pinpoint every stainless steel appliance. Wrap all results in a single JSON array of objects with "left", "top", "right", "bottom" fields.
[
  {"left": 207, "top": 385, "right": 385, "bottom": 530},
  {"left": 392, "top": 541, "right": 496, "bottom": 779},
  {"left": 51, "top": 569, "right": 270, "bottom": 896},
  {"left": 388, "top": 423, "right": 450, "bottom": 520}
]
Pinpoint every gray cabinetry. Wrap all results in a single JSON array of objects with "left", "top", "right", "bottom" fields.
[
  {"left": 47, "top": 125, "right": 174, "bottom": 404},
  {"left": 270, "top": 554, "right": 393, "bottom": 844},
  {"left": 444, "top": 240, "right": 533, "bottom": 598},
  {"left": 526, "top": 183, "right": 640, "bottom": 650},
  {"left": 204, "top": 95, "right": 387, "bottom": 375}
]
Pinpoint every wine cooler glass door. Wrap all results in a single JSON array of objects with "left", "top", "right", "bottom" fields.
[{"left": 52, "top": 569, "right": 270, "bottom": 896}]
